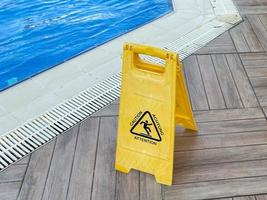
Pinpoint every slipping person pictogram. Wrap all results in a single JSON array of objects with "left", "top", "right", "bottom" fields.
[
  {"left": 130, "top": 111, "right": 161, "bottom": 142},
  {"left": 140, "top": 120, "right": 152, "bottom": 137}
]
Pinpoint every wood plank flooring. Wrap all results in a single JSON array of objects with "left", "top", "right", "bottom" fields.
[{"left": 2, "top": 1, "right": 267, "bottom": 199}]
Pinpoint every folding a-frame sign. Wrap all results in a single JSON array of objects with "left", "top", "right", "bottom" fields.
[{"left": 115, "top": 43, "right": 197, "bottom": 185}]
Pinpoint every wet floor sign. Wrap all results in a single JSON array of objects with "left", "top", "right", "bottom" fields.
[{"left": 115, "top": 43, "right": 197, "bottom": 185}]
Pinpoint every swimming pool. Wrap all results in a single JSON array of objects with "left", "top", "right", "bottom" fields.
[{"left": 0, "top": 0, "right": 172, "bottom": 91}]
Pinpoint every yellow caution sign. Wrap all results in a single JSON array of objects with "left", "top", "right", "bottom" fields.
[{"left": 115, "top": 43, "right": 197, "bottom": 185}]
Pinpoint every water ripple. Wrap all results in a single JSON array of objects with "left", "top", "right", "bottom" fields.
[{"left": 0, "top": 0, "right": 172, "bottom": 91}]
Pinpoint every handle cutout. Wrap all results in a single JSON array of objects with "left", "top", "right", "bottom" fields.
[{"left": 134, "top": 54, "right": 166, "bottom": 74}]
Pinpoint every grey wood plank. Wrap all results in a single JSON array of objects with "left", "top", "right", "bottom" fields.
[
  {"left": 212, "top": 198, "right": 232, "bottom": 200},
  {"left": 66, "top": 118, "right": 100, "bottom": 200},
  {"left": 0, "top": 181, "right": 21, "bottom": 200},
  {"left": 91, "top": 117, "right": 118, "bottom": 200},
  {"left": 194, "top": 107, "right": 264, "bottom": 123},
  {"left": 239, "top": 18, "right": 265, "bottom": 51},
  {"left": 195, "top": 32, "right": 236, "bottom": 54},
  {"left": 140, "top": 173, "right": 162, "bottom": 200},
  {"left": 235, "top": 0, "right": 267, "bottom": 6},
  {"left": 230, "top": 23, "right": 251, "bottom": 52},
  {"left": 251, "top": 77, "right": 267, "bottom": 87},
  {"left": 175, "top": 131, "right": 267, "bottom": 151},
  {"left": 177, "top": 119, "right": 267, "bottom": 136},
  {"left": 173, "top": 159, "right": 267, "bottom": 185},
  {"left": 225, "top": 54, "right": 258, "bottom": 107},
  {"left": 196, "top": 118, "right": 267, "bottom": 134},
  {"left": 250, "top": 77, "right": 267, "bottom": 96},
  {"left": 256, "top": 194, "right": 267, "bottom": 199},
  {"left": 17, "top": 141, "right": 55, "bottom": 200},
  {"left": 240, "top": 53, "right": 267, "bottom": 69},
  {"left": 197, "top": 55, "right": 226, "bottom": 109},
  {"left": 116, "top": 171, "right": 139, "bottom": 200},
  {"left": 259, "top": 96, "right": 267, "bottom": 106},
  {"left": 233, "top": 196, "right": 256, "bottom": 200},
  {"left": 92, "top": 104, "right": 119, "bottom": 117},
  {"left": 217, "top": 198, "right": 232, "bottom": 200},
  {"left": 212, "top": 54, "right": 243, "bottom": 108},
  {"left": 246, "top": 68, "right": 267, "bottom": 78},
  {"left": 230, "top": 19, "right": 264, "bottom": 52},
  {"left": 254, "top": 88, "right": 267, "bottom": 97},
  {"left": 248, "top": 15, "right": 267, "bottom": 50},
  {"left": 239, "top": 6, "right": 267, "bottom": 15},
  {"left": 259, "top": 14, "right": 267, "bottom": 28},
  {"left": 15, "top": 156, "right": 30, "bottom": 165},
  {"left": 182, "top": 55, "right": 209, "bottom": 110},
  {"left": 250, "top": 77, "right": 267, "bottom": 88},
  {"left": 262, "top": 107, "right": 267, "bottom": 116},
  {"left": 174, "top": 144, "right": 267, "bottom": 168},
  {"left": 42, "top": 126, "right": 79, "bottom": 200},
  {"left": 164, "top": 176, "right": 267, "bottom": 200},
  {"left": 0, "top": 164, "right": 27, "bottom": 183}
]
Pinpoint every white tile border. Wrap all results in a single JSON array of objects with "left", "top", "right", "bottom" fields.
[{"left": 0, "top": 0, "right": 242, "bottom": 169}]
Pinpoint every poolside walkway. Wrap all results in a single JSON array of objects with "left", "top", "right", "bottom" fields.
[{"left": 2, "top": 1, "right": 267, "bottom": 199}]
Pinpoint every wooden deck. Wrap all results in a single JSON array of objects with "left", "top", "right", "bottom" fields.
[{"left": 2, "top": 1, "right": 267, "bottom": 199}]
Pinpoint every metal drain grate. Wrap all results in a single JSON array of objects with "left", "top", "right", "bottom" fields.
[{"left": 0, "top": 73, "right": 121, "bottom": 170}]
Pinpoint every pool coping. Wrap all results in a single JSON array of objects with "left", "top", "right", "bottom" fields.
[{"left": 0, "top": 0, "right": 241, "bottom": 170}]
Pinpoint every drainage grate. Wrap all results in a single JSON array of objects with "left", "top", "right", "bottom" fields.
[{"left": 0, "top": 73, "right": 121, "bottom": 170}]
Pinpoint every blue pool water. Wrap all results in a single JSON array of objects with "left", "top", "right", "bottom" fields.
[{"left": 0, "top": 0, "right": 172, "bottom": 91}]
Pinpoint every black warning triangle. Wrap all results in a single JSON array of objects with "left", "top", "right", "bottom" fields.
[{"left": 130, "top": 111, "right": 162, "bottom": 142}]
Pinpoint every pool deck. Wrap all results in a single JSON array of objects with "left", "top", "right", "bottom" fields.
[{"left": 2, "top": 1, "right": 267, "bottom": 200}]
